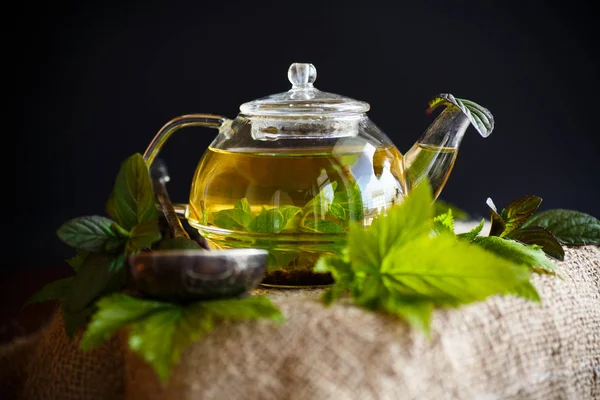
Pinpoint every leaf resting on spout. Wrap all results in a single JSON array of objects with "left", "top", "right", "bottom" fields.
[{"left": 427, "top": 94, "right": 495, "bottom": 138}]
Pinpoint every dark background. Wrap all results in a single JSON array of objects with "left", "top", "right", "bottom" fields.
[{"left": 9, "top": 0, "right": 600, "bottom": 271}]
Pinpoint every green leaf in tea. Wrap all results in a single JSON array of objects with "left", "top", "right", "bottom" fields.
[
  {"left": 506, "top": 226, "right": 565, "bottom": 261},
  {"left": 521, "top": 209, "right": 600, "bottom": 245},
  {"left": 57, "top": 216, "right": 126, "bottom": 253},
  {"left": 302, "top": 218, "right": 345, "bottom": 234},
  {"left": 107, "top": 153, "right": 157, "bottom": 231},
  {"left": 331, "top": 181, "right": 364, "bottom": 222},
  {"left": 212, "top": 198, "right": 253, "bottom": 230}
]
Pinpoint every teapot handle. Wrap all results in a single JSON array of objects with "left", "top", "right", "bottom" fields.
[
  {"left": 143, "top": 114, "right": 230, "bottom": 166},
  {"left": 143, "top": 114, "right": 230, "bottom": 216}
]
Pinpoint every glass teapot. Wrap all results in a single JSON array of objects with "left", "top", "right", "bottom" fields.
[{"left": 143, "top": 63, "right": 494, "bottom": 287}]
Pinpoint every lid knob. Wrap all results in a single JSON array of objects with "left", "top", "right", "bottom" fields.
[{"left": 288, "top": 63, "right": 317, "bottom": 89}]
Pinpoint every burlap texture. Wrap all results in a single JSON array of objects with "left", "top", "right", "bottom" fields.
[
  {"left": 0, "top": 306, "right": 124, "bottom": 400},
  {"left": 1, "top": 245, "right": 599, "bottom": 399},
  {"left": 125, "top": 246, "right": 600, "bottom": 400}
]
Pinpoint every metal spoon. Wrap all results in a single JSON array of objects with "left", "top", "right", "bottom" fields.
[{"left": 127, "top": 158, "right": 268, "bottom": 301}]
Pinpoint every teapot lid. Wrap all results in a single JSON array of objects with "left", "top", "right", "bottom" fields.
[{"left": 239, "top": 63, "right": 370, "bottom": 117}]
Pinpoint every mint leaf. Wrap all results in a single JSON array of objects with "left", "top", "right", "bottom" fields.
[
  {"left": 457, "top": 219, "right": 485, "bottom": 242},
  {"left": 434, "top": 199, "right": 469, "bottom": 220},
  {"left": 332, "top": 181, "right": 364, "bottom": 222},
  {"left": 81, "top": 293, "right": 175, "bottom": 351},
  {"left": 302, "top": 219, "right": 345, "bottom": 234},
  {"left": 202, "top": 296, "right": 284, "bottom": 323},
  {"left": 127, "top": 220, "right": 162, "bottom": 252},
  {"left": 57, "top": 216, "right": 126, "bottom": 253},
  {"left": 501, "top": 195, "right": 543, "bottom": 236},
  {"left": 154, "top": 237, "right": 203, "bottom": 250},
  {"left": 24, "top": 277, "right": 74, "bottom": 306},
  {"left": 83, "top": 294, "right": 283, "bottom": 382},
  {"left": 381, "top": 233, "right": 530, "bottom": 305},
  {"left": 521, "top": 209, "right": 600, "bottom": 245},
  {"left": 507, "top": 281, "right": 540, "bottom": 302},
  {"left": 248, "top": 206, "right": 301, "bottom": 233},
  {"left": 63, "top": 253, "right": 127, "bottom": 314},
  {"left": 473, "top": 236, "right": 561, "bottom": 276},
  {"left": 381, "top": 295, "right": 434, "bottom": 335},
  {"left": 349, "top": 181, "right": 433, "bottom": 273},
  {"left": 427, "top": 94, "right": 494, "bottom": 137},
  {"left": 212, "top": 198, "right": 253, "bottom": 230},
  {"left": 506, "top": 226, "right": 565, "bottom": 261},
  {"left": 487, "top": 198, "right": 507, "bottom": 237},
  {"left": 304, "top": 182, "right": 337, "bottom": 215},
  {"left": 107, "top": 153, "right": 157, "bottom": 231},
  {"left": 433, "top": 209, "right": 454, "bottom": 234},
  {"left": 66, "top": 250, "right": 89, "bottom": 271},
  {"left": 314, "top": 254, "right": 354, "bottom": 304},
  {"left": 62, "top": 303, "right": 95, "bottom": 337},
  {"left": 328, "top": 203, "right": 346, "bottom": 220}
]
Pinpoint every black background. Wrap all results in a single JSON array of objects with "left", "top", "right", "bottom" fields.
[{"left": 10, "top": 0, "right": 600, "bottom": 269}]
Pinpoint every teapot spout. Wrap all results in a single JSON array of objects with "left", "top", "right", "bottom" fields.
[
  {"left": 404, "top": 107, "right": 470, "bottom": 199},
  {"left": 404, "top": 94, "right": 495, "bottom": 200}
]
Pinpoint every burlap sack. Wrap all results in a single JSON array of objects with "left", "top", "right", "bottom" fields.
[
  {"left": 124, "top": 246, "right": 600, "bottom": 400},
  {"left": 1, "top": 245, "right": 599, "bottom": 399},
  {"left": 0, "top": 306, "right": 124, "bottom": 400}
]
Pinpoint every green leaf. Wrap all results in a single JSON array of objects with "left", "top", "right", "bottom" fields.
[
  {"left": 126, "top": 295, "right": 283, "bottom": 383},
  {"left": 427, "top": 94, "right": 494, "bottom": 138},
  {"left": 277, "top": 206, "right": 303, "bottom": 230},
  {"left": 304, "top": 182, "right": 338, "bottom": 214},
  {"left": 81, "top": 293, "right": 175, "bottom": 351},
  {"left": 202, "top": 296, "right": 285, "bottom": 323},
  {"left": 62, "top": 303, "right": 94, "bottom": 337},
  {"left": 521, "top": 209, "right": 600, "bottom": 245},
  {"left": 473, "top": 236, "right": 562, "bottom": 276},
  {"left": 127, "top": 220, "right": 162, "bottom": 252},
  {"left": 248, "top": 207, "right": 284, "bottom": 233},
  {"left": 212, "top": 198, "right": 253, "bottom": 230},
  {"left": 506, "top": 226, "right": 564, "bottom": 261},
  {"left": 486, "top": 198, "right": 507, "bottom": 237},
  {"left": 107, "top": 153, "right": 157, "bottom": 231},
  {"left": 154, "top": 237, "right": 203, "bottom": 250},
  {"left": 63, "top": 253, "right": 127, "bottom": 313},
  {"left": 57, "top": 216, "right": 126, "bottom": 253},
  {"left": 501, "top": 195, "right": 543, "bottom": 236},
  {"left": 507, "top": 281, "right": 541, "bottom": 302},
  {"left": 433, "top": 210, "right": 454, "bottom": 234},
  {"left": 434, "top": 199, "right": 469, "bottom": 220},
  {"left": 457, "top": 219, "right": 485, "bottom": 242},
  {"left": 381, "top": 233, "right": 531, "bottom": 305},
  {"left": 24, "top": 277, "right": 74, "bottom": 307},
  {"left": 328, "top": 203, "right": 346, "bottom": 221},
  {"left": 331, "top": 181, "right": 364, "bottom": 222},
  {"left": 302, "top": 218, "right": 345, "bottom": 234},
  {"left": 66, "top": 250, "right": 90, "bottom": 271},
  {"left": 348, "top": 181, "right": 433, "bottom": 273},
  {"left": 314, "top": 255, "right": 354, "bottom": 304},
  {"left": 381, "top": 295, "right": 434, "bottom": 335}
]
